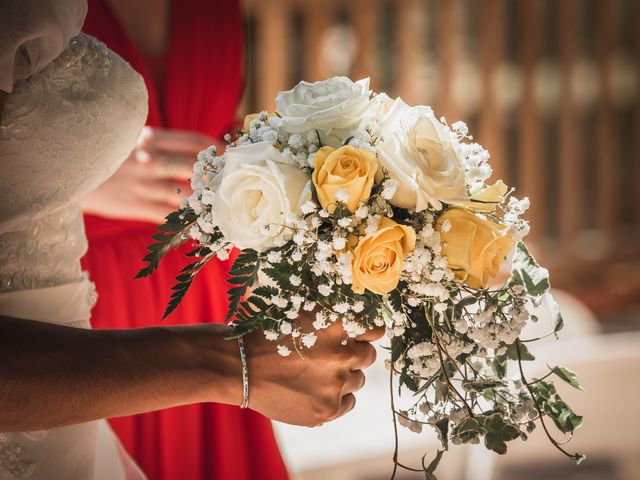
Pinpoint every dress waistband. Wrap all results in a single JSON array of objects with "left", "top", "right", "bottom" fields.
[{"left": 0, "top": 277, "right": 96, "bottom": 328}]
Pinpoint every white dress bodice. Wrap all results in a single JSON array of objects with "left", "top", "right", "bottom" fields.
[
  {"left": 0, "top": 33, "right": 147, "bottom": 293},
  {"left": 0, "top": 33, "right": 148, "bottom": 479}
]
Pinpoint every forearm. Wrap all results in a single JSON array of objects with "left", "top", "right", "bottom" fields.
[
  {"left": 0, "top": 90, "right": 6, "bottom": 125},
  {"left": 0, "top": 316, "right": 242, "bottom": 431}
]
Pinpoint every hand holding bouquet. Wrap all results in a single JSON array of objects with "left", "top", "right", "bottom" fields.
[{"left": 140, "top": 77, "right": 584, "bottom": 477}]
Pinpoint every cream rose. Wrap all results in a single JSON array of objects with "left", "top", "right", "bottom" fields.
[
  {"left": 312, "top": 145, "right": 378, "bottom": 213},
  {"left": 436, "top": 208, "right": 515, "bottom": 289},
  {"left": 275, "top": 77, "right": 372, "bottom": 135},
  {"left": 212, "top": 141, "right": 311, "bottom": 252},
  {"left": 377, "top": 98, "right": 469, "bottom": 211},
  {"left": 351, "top": 217, "right": 416, "bottom": 295}
]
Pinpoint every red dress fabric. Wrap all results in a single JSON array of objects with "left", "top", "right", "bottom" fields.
[{"left": 81, "top": 1, "right": 289, "bottom": 479}]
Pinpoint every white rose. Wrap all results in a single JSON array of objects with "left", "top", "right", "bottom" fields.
[
  {"left": 275, "top": 76, "right": 372, "bottom": 138},
  {"left": 377, "top": 98, "right": 469, "bottom": 211},
  {"left": 212, "top": 141, "right": 311, "bottom": 252}
]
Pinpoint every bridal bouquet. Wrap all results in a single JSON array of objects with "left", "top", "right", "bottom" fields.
[{"left": 139, "top": 77, "right": 584, "bottom": 477}]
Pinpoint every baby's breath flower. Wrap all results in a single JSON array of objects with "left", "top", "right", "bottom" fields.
[
  {"left": 277, "top": 345, "right": 291, "bottom": 357},
  {"left": 300, "top": 200, "right": 318, "bottom": 215},
  {"left": 264, "top": 330, "right": 278, "bottom": 341},
  {"left": 318, "top": 284, "right": 332, "bottom": 296},
  {"left": 381, "top": 179, "right": 400, "bottom": 200},
  {"left": 267, "top": 251, "right": 283, "bottom": 264},
  {"left": 302, "top": 332, "right": 317, "bottom": 348}
]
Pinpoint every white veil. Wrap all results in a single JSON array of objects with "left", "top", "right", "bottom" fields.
[{"left": 0, "top": 0, "right": 87, "bottom": 92}]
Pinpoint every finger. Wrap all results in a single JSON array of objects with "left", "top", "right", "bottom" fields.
[
  {"left": 343, "top": 369, "right": 366, "bottom": 394},
  {"left": 148, "top": 154, "right": 194, "bottom": 180},
  {"left": 140, "top": 126, "right": 216, "bottom": 155},
  {"left": 349, "top": 341, "right": 377, "bottom": 370},
  {"left": 334, "top": 393, "right": 356, "bottom": 420},
  {"left": 140, "top": 179, "right": 188, "bottom": 208},
  {"left": 355, "top": 325, "right": 386, "bottom": 342}
]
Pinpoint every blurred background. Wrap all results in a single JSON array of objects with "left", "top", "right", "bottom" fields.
[{"left": 237, "top": 0, "right": 640, "bottom": 479}]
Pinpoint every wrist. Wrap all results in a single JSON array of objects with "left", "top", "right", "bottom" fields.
[{"left": 179, "top": 324, "right": 244, "bottom": 406}]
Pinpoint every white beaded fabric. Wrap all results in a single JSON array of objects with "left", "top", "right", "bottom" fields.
[
  {"left": 0, "top": 33, "right": 147, "bottom": 293},
  {"left": 0, "top": 32, "right": 148, "bottom": 479}
]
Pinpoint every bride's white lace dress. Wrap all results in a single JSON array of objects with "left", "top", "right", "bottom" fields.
[{"left": 0, "top": 24, "right": 148, "bottom": 480}]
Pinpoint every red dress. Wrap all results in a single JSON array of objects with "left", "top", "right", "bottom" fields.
[{"left": 81, "top": 1, "right": 289, "bottom": 479}]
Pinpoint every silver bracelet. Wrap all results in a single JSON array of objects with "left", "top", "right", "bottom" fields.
[{"left": 238, "top": 336, "right": 249, "bottom": 409}]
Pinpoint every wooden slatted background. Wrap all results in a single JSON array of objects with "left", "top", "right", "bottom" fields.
[{"left": 240, "top": 0, "right": 640, "bottom": 317}]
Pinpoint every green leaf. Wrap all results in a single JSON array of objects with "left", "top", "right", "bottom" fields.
[
  {"left": 390, "top": 336, "right": 406, "bottom": 363},
  {"left": 136, "top": 208, "right": 197, "bottom": 278},
  {"left": 545, "top": 397, "right": 583, "bottom": 433},
  {"left": 549, "top": 295, "right": 564, "bottom": 337},
  {"left": 509, "top": 242, "right": 551, "bottom": 297},
  {"left": 454, "top": 416, "right": 484, "bottom": 444},
  {"left": 462, "top": 379, "right": 506, "bottom": 393},
  {"left": 573, "top": 453, "right": 587, "bottom": 465},
  {"left": 399, "top": 373, "right": 419, "bottom": 393},
  {"left": 457, "top": 417, "right": 483, "bottom": 435},
  {"left": 434, "top": 379, "right": 450, "bottom": 403},
  {"left": 387, "top": 288, "right": 403, "bottom": 312},
  {"left": 433, "top": 418, "right": 449, "bottom": 450},
  {"left": 506, "top": 342, "right": 535, "bottom": 361},
  {"left": 482, "top": 414, "right": 520, "bottom": 455},
  {"left": 551, "top": 366, "right": 583, "bottom": 390}
]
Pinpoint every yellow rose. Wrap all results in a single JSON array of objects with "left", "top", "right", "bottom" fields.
[
  {"left": 436, "top": 208, "right": 515, "bottom": 289},
  {"left": 352, "top": 217, "right": 416, "bottom": 295},
  {"left": 242, "top": 113, "right": 261, "bottom": 132},
  {"left": 312, "top": 145, "right": 378, "bottom": 213},
  {"left": 242, "top": 112, "right": 277, "bottom": 132},
  {"left": 461, "top": 180, "right": 509, "bottom": 213}
]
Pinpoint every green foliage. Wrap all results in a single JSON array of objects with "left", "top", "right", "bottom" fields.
[
  {"left": 506, "top": 341, "right": 536, "bottom": 361},
  {"left": 551, "top": 366, "right": 583, "bottom": 390},
  {"left": 529, "top": 380, "right": 584, "bottom": 434},
  {"left": 163, "top": 246, "right": 214, "bottom": 318},
  {"left": 509, "top": 242, "right": 551, "bottom": 297},
  {"left": 136, "top": 209, "right": 198, "bottom": 278},
  {"left": 482, "top": 413, "right": 521, "bottom": 455},
  {"left": 225, "top": 249, "right": 259, "bottom": 322}
]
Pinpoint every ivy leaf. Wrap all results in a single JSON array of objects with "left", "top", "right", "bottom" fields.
[
  {"left": 454, "top": 416, "right": 484, "bottom": 444},
  {"left": 482, "top": 414, "right": 520, "bottom": 455},
  {"left": 509, "top": 242, "right": 550, "bottom": 297},
  {"left": 549, "top": 295, "right": 564, "bottom": 337},
  {"left": 505, "top": 342, "right": 535, "bottom": 361},
  {"left": 433, "top": 418, "right": 449, "bottom": 450},
  {"left": 551, "top": 366, "right": 583, "bottom": 390},
  {"left": 544, "top": 397, "right": 583, "bottom": 433},
  {"left": 573, "top": 453, "right": 587, "bottom": 465},
  {"left": 434, "top": 379, "right": 450, "bottom": 403},
  {"left": 462, "top": 379, "right": 506, "bottom": 393}
]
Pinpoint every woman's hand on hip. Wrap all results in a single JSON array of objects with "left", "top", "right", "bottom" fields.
[{"left": 81, "top": 126, "right": 221, "bottom": 223}]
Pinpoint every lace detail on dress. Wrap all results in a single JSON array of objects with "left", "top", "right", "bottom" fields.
[
  {"left": 0, "top": 34, "right": 148, "bottom": 292},
  {"left": 0, "top": 33, "right": 147, "bottom": 478}
]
